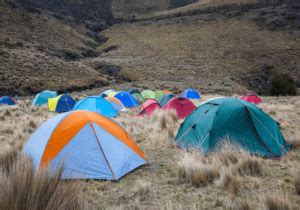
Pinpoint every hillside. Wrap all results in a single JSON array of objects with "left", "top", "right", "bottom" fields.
[
  {"left": 0, "top": 2, "right": 111, "bottom": 95},
  {"left": 0, "top": 0, "right": 299, "bottom": 95},
  {"left": 92, "top": 1, "right": 300, "bottom": 94}
]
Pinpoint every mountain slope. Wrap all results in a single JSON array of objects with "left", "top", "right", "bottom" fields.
[
  {"left": 0, "top": 3, "right": 108, "bottom": 95},
  {"left": 93, "top": 2, "right": 300, "bottom": 94}
]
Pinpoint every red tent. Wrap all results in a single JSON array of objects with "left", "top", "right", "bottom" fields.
[
  {"left": 163, "top": 97, "right": 196, "bottom": 119},
  {"left": 241, "top": 94, "right": 262, "bottom": 105},
  {"left": 138, "top": 99, "right": 161, "bottom": 116}
]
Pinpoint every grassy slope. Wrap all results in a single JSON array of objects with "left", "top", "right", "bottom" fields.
[
  {"left": 96, "top": 17, "right": 299, "bottom": 94},
  {"left": 0, "top": 92, "right": 299, "bottom": 209},
  {"left": 0, "top": 5, "right": 107, "bottom": 95}
]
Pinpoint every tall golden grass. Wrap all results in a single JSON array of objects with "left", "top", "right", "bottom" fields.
[{"left": 0, "top": 150, "right": 86, "bottom": 209}]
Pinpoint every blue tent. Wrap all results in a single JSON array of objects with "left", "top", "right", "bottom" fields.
[
  {"left": 73, "top": 96, "right": 118, "bottom": 118},
  {"left": 0, "top": 96, "right": 15, "bottom": 106},
  {"left": 114, "top": 91, "right": 138, "bottom": 108},
  {"left": 176, "top": 98, "right": 291, "bottom": 157},
  {"left": 32, "top": 90, "right": 57, "bottom": 106},
  {"left": 48, "top": 94, "right": 76, "bottom": 113},
  {"left": 181, "top": 89, "right": 201, "bottom": 99}
]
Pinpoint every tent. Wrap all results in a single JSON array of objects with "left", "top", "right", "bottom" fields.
[
  {"left": 138, "top": 99, "right": 161, "bottom": 116},
  {"left": 181, "top": 88, "right": 201, "bottom": 99},
  {"left": 154, "top": 90, "right": 165, "bottom": 100},
  {"left": 73, "top": 96, "right": 118, "bottom": 118},
  {"left": 125, "top": 88, "right": 140, "bottom": 95},
  {"left": 163, "top": 90, "right": 172, "bottom": 94},
  {"left": 0, "top": 96, "right": 15, "bottom": 106},
  {"left": 48, "top": 94, "right": 76, "bottom": 112},
  {"left": 114, "top": 91, "right": 138, "bottom": 108},
  {"left": 106, "top": 96, "right": 126, "bottom": 112},
  {"left": 175, "top": 98, "right": 291, "bottom": 157},
  {"left": 241, "top": 94, "right": 262, "bottom": 105},
  {"left": 132, "top": 93, "right": 145, "bottom": 104},
  {"left": 158, "top": 94, "right": 175, "bottom": 107},
  {"left": 102, "top": 89, "right": 115, "bottom": 96},
  {"left": 32, "top": 90, "right": 57, "bottom": 106},
  {"left": 23, "top": 110, "right": 146, "bottom": 180},
  {"left": 141, "top": 90, "right": 156, "bottom": 99},
  {"left": 163, "top": 97, "right": 196, "bottom": 119}
]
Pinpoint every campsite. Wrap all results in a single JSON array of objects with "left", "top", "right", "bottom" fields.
[
  {"left": 0, "top": 0, "right": 300, "bottom": 209},
  {"left": 1, "top": 87, "right": 300, "bottom": 209}
]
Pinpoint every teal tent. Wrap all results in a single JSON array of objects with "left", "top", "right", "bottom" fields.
[
  {"left": 158, "top": 94, "right": 175, "bottom": 107},
  {"left": 175, "top": 98, "right": 291, "bottom": 157},
  {"left": 32, "top": 90, "right": 57, "bottom": 106}
]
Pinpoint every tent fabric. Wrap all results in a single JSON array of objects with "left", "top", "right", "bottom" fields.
[
  {"left": 23, "top": 110, "right": 146, "bottom": 180},
  {"left": 154, "top": 90, "right": 165, "bottom": 100},
  {"left": 106, "top": 96, "right": 126, "bottom": 112},
  {"left": 141, "top": 90, "right": 156, "bottom": 99},
  {"left": 0, "top": 96, "right": 15, "bottom": 106},
  {"left": 114, "top": 91, "right": 138, "bottom": 108},
  {"left": 138, "top": 99, "right": 161, "bottom": 116},
  {"left": 73, "top": 96, "right": 118, "bottom": 118},
  {"left": 175, "top": 98, "right": 291, "bottom": 157},
  {"left": 163, "top": 90, "right": 172, "bottom": 94},
  {"left": 48, "top": 94, "right": 76, "bottom": 112},
  {"left": 181, "top": 89, "right": 201, "bottom": 99},
  {"left": 241, "top": 94, "right": 262, "bottom": 105},
  {"left": 132, "top": 93, "right": 145, "bottom": 104},
  {"left": 102, "top": 89, "right": 115, "bottom": 96},
  {"left": 158, "top": 94, "right": 175, "bottom": 107},
  {"left": 32, "top": 90, "right": 57, "bottom": 106},
  {"left": 163, "top": 97, "right": 196, "bottom": 119}
]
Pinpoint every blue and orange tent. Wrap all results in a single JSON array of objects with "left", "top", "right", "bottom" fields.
[
  {"left": 24, "top": 110, "right": 146, "bottom": 180},
  {"left": 0, "top": 96, "right": 15, "bottom": 106},
  {"left": 73, "top": 96, "right": 118, "bottom": 118},
  {"left": 48, "top": 94, "right": 76, "bottom": 112}
]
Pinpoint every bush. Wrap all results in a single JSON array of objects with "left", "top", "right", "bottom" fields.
[{"left": 270, "top": 74, "right": 297, "bottom": 96}]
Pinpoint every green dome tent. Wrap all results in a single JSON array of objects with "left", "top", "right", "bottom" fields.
[
  {"left": 175, "top": 98, "right": 291, "bottom": 157},
  {"left": 141, "top": 90, "right": 156, "bottom": 99},
  {"left": 154, "top": 90, "right": 165, "bottom": 100},
  {"left": 132, "top": 93, "right": 145, "bottom": 103}
]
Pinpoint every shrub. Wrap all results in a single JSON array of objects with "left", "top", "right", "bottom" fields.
[
  {"left": 270, "top": 73, "right": 297, "bottom": 96},
  {"left": 264, "top": 195, "right": 293, "bottom": 210}
]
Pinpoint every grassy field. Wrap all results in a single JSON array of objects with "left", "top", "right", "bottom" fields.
[{"left": 0, "top": 92, "right": 299, "bottom": 209}]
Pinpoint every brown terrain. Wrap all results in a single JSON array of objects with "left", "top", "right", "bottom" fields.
[{"left": 0, "top": 0, "right": 299, "bottom": 96}]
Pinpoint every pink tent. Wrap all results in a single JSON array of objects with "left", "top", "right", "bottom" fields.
[
  {"left": 241, "top": 94, "right": 262, "bottom": 105},
  {"left": 138, "top": 99, "right": 161, "bottom": 116},
  {"left": 163, "top": 97, "right": 196, "bottom": 119}
]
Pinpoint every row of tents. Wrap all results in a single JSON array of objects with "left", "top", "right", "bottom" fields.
[{"left": 23, "top": 96, "right": 289, "bottom": 181}]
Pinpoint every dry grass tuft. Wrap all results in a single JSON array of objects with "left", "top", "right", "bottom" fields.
[
  {"left": 0, "top": 154, "right": 85, "bottom": 210},
  {"left": 218, "top": 170, "right": 239, "bottom": 195},
  {"left": 294, "top": 175, "right": 300, "bottom": 195},
  {"left": 0, "top": 148, "right": 19, "bottom": 173},
  {"left": 263, "top": 195, "right": 294, "bottom": 210},
  {"left": 133, "top": 179, "right": 151, "bottom": 202},
  {"left": 233, "top": 156, "right": 263, "bottom": 177},
  {"left": 177, "top": 153, "right": 220, "bottom": 187}
]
